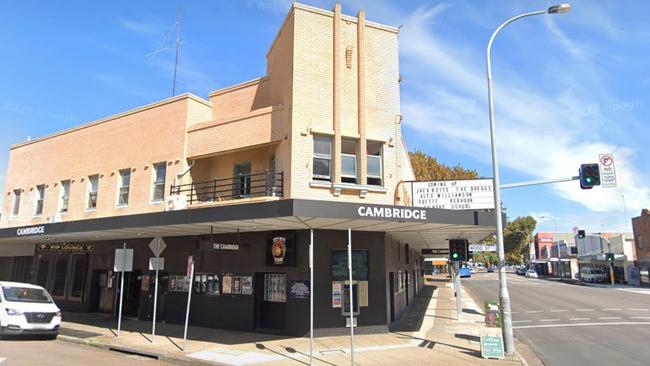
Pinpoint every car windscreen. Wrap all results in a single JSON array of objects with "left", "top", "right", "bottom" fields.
[{"left": 2, "top": 286, "right": 52, "bottom": 303}]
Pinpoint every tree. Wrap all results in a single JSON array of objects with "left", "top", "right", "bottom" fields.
[
  {"left": 473, "top": 251, "right": 498, "bottom": 267},
  {"left": 409, "top": 150, "right": 479, "bottom": 180},
  {"left": 503, "top": 216, "right": 537, "bottom": 261}
]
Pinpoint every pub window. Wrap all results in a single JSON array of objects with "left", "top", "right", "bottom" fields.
[
  {"left": 263, "top": 273, "right": 286, "bottom": 302},
  {"left": 405, "top": 244, "right": 410, "bottom": 264},
  {"left": 313, "top": 135, "right": 332, "bottom": 181},
  {"left": 34, "top": 185, "right": 45, "bottom": 216},
  {"left": 59, "top": 180, "right": 70, "bottom": 213},
  {"left": 12, "top": 189, "right": 21, "bottom": 216},
  {"left": 87, "top": 175, "right": 99, "bottom": 210},
  {"left": 36, "top": 256, "right": 50, "bottom": 289},
  {"left": 69, "top": 255, "right": 87, "bottom": 299},
  {"left": 367, "top": 141, "right": 383, "bottom": 186},
  {"left": 341, "top": 138, "right": 358, "bottom": 184},
  {"left": 117, "top": 169, "right": 131, "bottom": 206},
  {"left": 52, "top": 256, "right": 69, "bottom": 298},
  {"left": 151, "top": 162, "right": 166, "bottom": 203},
  {"left": 193, "top": 273, "right": 220, "bottom": 295}
]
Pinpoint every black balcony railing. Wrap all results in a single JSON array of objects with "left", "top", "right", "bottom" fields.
[{"left": 170, "top": 171, "right": 284, "bottom": 205}]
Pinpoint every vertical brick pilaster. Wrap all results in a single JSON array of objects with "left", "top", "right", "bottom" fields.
[
  {"left": 333, "top": 2, "right": 342, "bottom": 184},
  {"left": 357, "top": 10, "right": 367, "bottom": 185}
]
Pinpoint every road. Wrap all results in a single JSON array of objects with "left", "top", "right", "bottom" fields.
[
  {"left": 464, "top": 272, "right": 650, "bottom": 365},
  {"left": 0, "top": 338, "right": 169, "bottom": 366}
]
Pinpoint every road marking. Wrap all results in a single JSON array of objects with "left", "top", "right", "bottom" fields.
[
  {"left": 629, "top": 308, "right": 649, "bottom": 311},
  {"left": 0, "top": 357, "right": 6, "bottom": 364},
  {"left": 599, "top": 317, "right": 622, "bottom": 320},
  {"left": 602, "top": 308, "right": 621, "bottom": 311},
  {"left": 576, "top": 309, "right": 595, "bottom": 312},
  {"left": 550, "top": 309, "right": 568, "bottom": 312},
  {"left": 569, "top": 318, "right": 591, "bottom": 321},
  {"left": 629, "top": 317, "right": 650, "bottom": 320},
  {"left": 525, "top": 310, "right": 544, "bottom": 313},
  {"left": 539, "top": 319, "right": 561, "bottom": 322},
  {"left": 512, "top": 320, "right": 532, "bottom": 323},
  {"left": 511, "top": 311, "right": 519, "bottom": 314},
  {"left": 514, "top": 321, "right": 650, "bottom": 330}
]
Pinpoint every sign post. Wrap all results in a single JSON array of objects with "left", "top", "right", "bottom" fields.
[
  {"left": 347, "top": 228, "right": 355, "bottom": 366},
  {"left": 182, "top": 256, "right": 194, "bottom": 351},
  {"left": 114, "top": 243, "right": 133, "bottom": 338},
  {"left": 309, "top": 229, "right": 314, "bottom": 366},
  {"left": 149, "top": 236, "right": 167, "bottom": 343}
]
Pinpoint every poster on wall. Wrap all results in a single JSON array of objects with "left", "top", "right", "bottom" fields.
[
  {"left": 332, "top": 281, "right": 342, "bottom": 308},
  {"left": 222, "top": 275, "right": 232, "bottom": 294},
  {"left": 141, "top": 275, "right": 150, "bottom": 291},
  {"left": 358, "top": 280, "right": 369, "bottom": 307},
  {"left": 289, "top": 280, "right": 310, "bottom": 299},
  {"left": 241, "top": 276, "right": 253, "bottom": 295},
  {"left": 266, "top": 233, "right": 295, "bottom": 266},
  {"left": 232, "top": 276, "right": 242, "bottom": 294}
]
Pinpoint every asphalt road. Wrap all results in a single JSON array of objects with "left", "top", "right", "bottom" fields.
[
  {"left": 463, "top": 272, "right": 650, "bottom": 366},
  {"left": 0, "top": 337, "right": 169, "bottom": 366}
]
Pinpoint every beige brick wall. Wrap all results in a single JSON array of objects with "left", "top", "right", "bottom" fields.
[{"left": 208, "top": 78, "right": 270, "bottom": 122}]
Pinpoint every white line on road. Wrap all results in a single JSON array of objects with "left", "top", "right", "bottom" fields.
[
  {"left": 539, "top": 319, "right": 561, "bottom": 322},
  {"left": 0, "top": 357, "right": 6, "bottom": 364},
  {"left": 629, "top": 309, "right": 649, "bottom": 311},
  {"left": 514, "top": 321, "right": 650, "bottom": 330},
  {"left": 602, "top": 308, "right": 622, "bottom": 311},
  {"left": 550, "top": 309, "right": 568, "bottom": 312},
  {"left": 511, "top": 311, "right": 519, "bottom": 314},
  {"left": 599, "top": 317, "right": 622, "bottom": 320},
  {"left": 629, "top": 317, "right": 650, "bottom": 320},
  {"left": 576, "top": 309, "right": 595, "bottom": 312},
  {"left": 525, "top": 310, "right": 544, "bottom": 313},
  {"left": 512, "top": 320, "right": 533, "bottom": 323},
  {"left": 569, "top": 318, "right": 591, "bottom": 321}
]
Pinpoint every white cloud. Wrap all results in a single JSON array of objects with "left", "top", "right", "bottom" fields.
[{"left": 118, "top": 18, "right": 162, "bottom": 36}]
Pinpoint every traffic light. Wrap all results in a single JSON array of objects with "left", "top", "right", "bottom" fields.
[
  {"left": 606, "top": 253, "right": 615, "bottom": 264},
  {"left": 577, "top": 230, "right": 586, "bottom": 239},
  {"left": 449, "top": 239, "right": 469, "bottom": 262},
  {"left": 579, "top": 163, "right": 601, "bottom": 189}
]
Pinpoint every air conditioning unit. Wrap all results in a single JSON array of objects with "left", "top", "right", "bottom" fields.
[
  {"left": 46, "top": 215, "right": 54, "bottom": 223},
  {"left": 166, "top": 195, "right": 187, "bottom": 211},
  {"left": 54, "top": 213, "right": 62, "bottom": 223}
]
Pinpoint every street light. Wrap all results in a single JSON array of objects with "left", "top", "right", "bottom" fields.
[
  {"left": 486, "top": 3, "right": 570, "bottom": 355},
  {"left": 540, "top": 216, "right": 562, "bottom": 278}
]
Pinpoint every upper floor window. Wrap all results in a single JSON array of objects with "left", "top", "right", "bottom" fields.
[
  {"left": 35, "top": 185, "right": 45, "bottom": 216},
  {"left": 152, "top": 162, "right": 167, "bottom": 202},
  {"left": 117, "top": 169, "right": 131, "bottom": 206},
  {"left": 313, "top": 135, "right": 332, "bottom": 181},
  {"left": 367, "top": 141, "right": 383, "bottom": 186},
  {"left": 12, "top": 189, "right": 21, "bottom": 216},
  {"left": 341, "top": 138, "right": 358, "bottom": 184},
  {"left": 87, "top": 175, "right": 99, "bottom": 210},
  {"left": 59, "top": 180, "right": 70, "bottom": 213}
]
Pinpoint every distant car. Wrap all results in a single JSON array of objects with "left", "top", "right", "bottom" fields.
[
  {"left": 458, "top": 267, "right": 472, "bottom": 278},
  {"left": 487, "top": 267, "right": 495, "bottom": 273},
  {"left": 0, "top": 281, "right": 61, "bottom": 339},
  {"left": 525, "top": 270, "right": 538, "bottom": 279},
  {"left": 517, "top": 267, "right": 527, "bottom": 276},
  {"left": 580, "top": 268, "right": 607, "bottom": 283}
]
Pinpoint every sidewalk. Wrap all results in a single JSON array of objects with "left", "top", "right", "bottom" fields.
[{"left": 57, "top": 282, "right": 532, "bottom": 365}]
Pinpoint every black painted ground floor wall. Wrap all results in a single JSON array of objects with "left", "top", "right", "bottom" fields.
[{"left": 7, "top": 229, "right": 424, "bottom": 336}]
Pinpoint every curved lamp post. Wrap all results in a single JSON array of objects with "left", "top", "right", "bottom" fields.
[{"left": 486, "top": 3, "right": 570, "bottom": 355}]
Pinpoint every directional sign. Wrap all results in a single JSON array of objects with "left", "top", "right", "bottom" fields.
[
  {"left": 599, "top": 153, "right": 617, "bottom": 188},
  {"left": 149, "top": 237, "right": 167, "bottom": 257},
  {"left": 469, "top": 244, "right": 497, "bottom": 252}
]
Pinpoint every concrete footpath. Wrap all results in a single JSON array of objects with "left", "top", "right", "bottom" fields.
[{"left": 57, "top": 281, "right": 537, "bottom": 365}]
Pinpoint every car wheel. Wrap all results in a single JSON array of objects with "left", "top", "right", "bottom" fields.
[{"left": 45, "top": 333, "right": 58, "bottom": 340}]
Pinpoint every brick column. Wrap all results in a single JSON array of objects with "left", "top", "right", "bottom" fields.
[
  {"left": 357, "top": 10, "right": 367, "bottom": 185},
  {"left": 333, "top": 2, "right": 342, "bottom": 184}
]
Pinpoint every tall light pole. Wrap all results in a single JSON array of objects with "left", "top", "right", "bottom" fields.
[
  {"left": 486, "top": 3, "right": 570, "bottom": 355},
  {"left": 540, "top": 215, "right": 561, "bottom": 278}
]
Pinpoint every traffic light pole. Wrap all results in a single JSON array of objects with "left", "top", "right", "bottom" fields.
[
  {"left": 454, "top": 262, "right": 462, "bottom": 321},
  {"left": 501, "top": 176, "right": 579, "bottom": 189}
]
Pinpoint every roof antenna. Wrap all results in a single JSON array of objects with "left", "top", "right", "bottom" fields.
[{"left": 147, "top": 2, "right": 184, "bottom": 96}]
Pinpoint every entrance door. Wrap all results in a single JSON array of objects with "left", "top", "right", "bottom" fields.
[
  {"left": 114, "top": 271, "right": 142, "bottom": 318},
  {"left": 233, "top": 162, "right": 252, "bottom": 198},
  {"left": 257, "top": 273, "right": 287, "bottom": 330},
  {"left": 389, "top": 272, "right": 395, "bottom": 322},
  {"left": 146, "top": 272, "right": 168, "bottom": 321}
]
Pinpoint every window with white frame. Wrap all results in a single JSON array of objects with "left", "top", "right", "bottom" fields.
[
  {"left": 313, "top": 135, "right": 332, "bottom": 181},
  {"left": 59, "top": 180, "right": 70, "bottom": 213},
  {"left": 152, "top": 162, "right": 166, "bottom": 202},
  {"left": 12, "top": 189, "right": 21, "bottom": 216},
  {"left": 87, "top": 175, "right": 99, "bottom": 210},
  {"left": 117, "top": 169, "right": 131, "bottom": 206},
  {"left": 367, "top": 141, "right": 383, "bottom": 186},
  {"left": 35, "top": 185, "right": 45, "bottom": 216},
  {"left": 341, "top": 138, "right": 358, "bottom": 184}
]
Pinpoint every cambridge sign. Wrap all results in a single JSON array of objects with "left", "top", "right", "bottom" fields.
[{"left": 16, "top": 225, "right": 45, "bottom": 236}]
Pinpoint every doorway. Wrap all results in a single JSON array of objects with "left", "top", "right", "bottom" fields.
[
  {"left": 233, "top": 162, "right": 252, "bottom": 198},
  {"left": 256, "top": 273, "right": 287, "bottom": 330},
  {"left": 389, "top": 272, "right": 395, "bottom": 323}
]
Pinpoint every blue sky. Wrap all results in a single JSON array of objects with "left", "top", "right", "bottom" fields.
[{"left": 1, "top": 1, "right": 648, "bottom": 234}]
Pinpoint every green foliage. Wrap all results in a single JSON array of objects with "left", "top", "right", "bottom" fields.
[
  {"left": 409, "top": 150, "right": 480, "bottom": 180},
  {"left": 504, "top": 216, "right": 537, "bottom": 258},
  {"left": 473, "top": 251, "right": 498, "bottom": 266}
]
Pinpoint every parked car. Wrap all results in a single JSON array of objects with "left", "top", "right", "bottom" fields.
[
  {"left": 580, "top": 268, "right": 607, "bottom": 283},
  {"left": 525, "top": 270, "right": 538, "bottom": 279},
  {"left": 516, "top": 267, "right": 527, "bottom": 276},
  {"left": 0, "top": 281, "right": 61, "bottom": 339},
  {"left": 487, "top": 266, "right": 495, "bottom": 273},
  {"left": 458, "top": 267, "right": 472, "bottom": 278}
]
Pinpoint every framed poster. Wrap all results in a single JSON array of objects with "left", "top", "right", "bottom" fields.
[
  {"left": 232, "top": 276, "right": 242, "bottom": 294},
  {"left": 222, "top": 275, "right": 232, "bottom": 294},
  {"left": 289, "top": 280, "right": 310, "bottom": 299},
  {"left": 332, "top": 281, "right": 342, "bottom": 308},
  {"left": 331, "top": 250, "right": 369, "bottom": 281},
  {"left": 266, "top": 232, "right": 295, "bottom": 266},
  {"left": 241, "top": 276, "right": 253, "bottom": 295}
]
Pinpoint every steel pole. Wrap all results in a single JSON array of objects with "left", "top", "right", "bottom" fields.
[
  {"left": 347, "top": 228, "right": 354, "bottom": 365},
  {"left": 117, "top": 243, "right": 126, "bottom": 338},
  {"left": 486, "top": 9, "right": 545, "bottom": 355},
  {"left": 182, "top": 259, "right": 194, "bottom": 351},
  {"left": 151, "top": 237, "right": 161, "bottom": 343},
  {"left": 309, "top": 229, "right": 314, "bottom": 365}
]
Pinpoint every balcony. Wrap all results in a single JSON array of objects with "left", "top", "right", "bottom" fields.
[{"left": 171, "top": 171, "right": 284, "bottom": 206}]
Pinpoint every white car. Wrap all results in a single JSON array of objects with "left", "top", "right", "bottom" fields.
[
  {"left": 0, "top": 281, "right": 61, "bottom": 339},
  {"left": 525, "top": 270, "right": 538, "bottom": 279},
  {"left": 580, "top": 268, "right": 607, "bottom": 283}
]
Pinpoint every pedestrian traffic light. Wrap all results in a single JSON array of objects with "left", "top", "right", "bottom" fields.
[
  {"left": 579, "top": 163, "right": 601, "bottom": 189},
  {"left": 606, "top": 253, "right": 615, "bottom": 263},
  {"left": 577, "top": 230, "right": 586, "bottom": 239},
  {"left": 449, "top": 239, "right": 469, "bottom": 262}
]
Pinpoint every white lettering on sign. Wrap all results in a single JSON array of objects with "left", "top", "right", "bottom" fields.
[
  {"left": 213, "top": 243, "right": 240, "bottom": 251},
  {"left": 599, "top": 153, "right": 617, "bottom": 188},
  {"left": 357, "top": 206, "right": 427, "bottom": 220},
  {"left": 411, "top": 179, "right": 495, "bottom": 210},
  {"left": 16, "top": 226, "right": 45, "bottom": 236}
]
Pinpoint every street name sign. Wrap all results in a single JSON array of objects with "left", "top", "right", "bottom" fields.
[
  {"left": 411, "top": 179, "right": 495, "bottom": 210},
  {"left": 469, "top": 244, "right": 497, "bottom": 252},
  {"left": 598, "top": 153, "right": 617, "bottom": 188}
]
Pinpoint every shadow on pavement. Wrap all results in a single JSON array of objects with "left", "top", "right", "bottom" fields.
[{"left": 389, "top": 285, "right": 436, "bottom": 332}]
